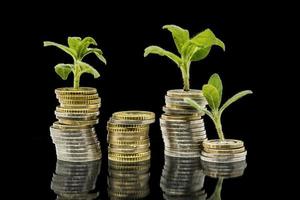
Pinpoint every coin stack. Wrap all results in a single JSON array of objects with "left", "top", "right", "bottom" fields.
[
  {"left": 160, "top": 89, "right": 208, "bottom": 157},
  {"left": 160, "top": 155, "right": 207, "bottom": 200},
  {"left": 108, "top": 160, "right": 150, "bottom": 199},
  {"left": 201, "top": 139, "right": 247, "bottom": 163},
  {"left": 51, "top": 160, "right": 101, "bottom": 199},
  {"left": 201, "top": 160, "right": 247, "bottom": 178},
  {"left": 50, "top": 87, "right": 102, "bottom": 162},
  {"left": 107, "top": 111, "right": 155, "bottom": 162}
]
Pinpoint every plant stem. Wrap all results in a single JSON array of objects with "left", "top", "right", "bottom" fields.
[
  {"left": 181, "top": 62, "right": 190, "bottom": 91},
  {"left": 214, "top": 114, "right": 225, "bottom": 141},
  {"left": 73, "top": 62, "right": 80, "bottom": 89}
]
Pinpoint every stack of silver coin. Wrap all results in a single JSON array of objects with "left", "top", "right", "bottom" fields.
[
  {"left": 201, "top": 160, "right": 247, "bottom": 178},
  {"left": 107, "top": 111, "right": 155, "bottom": 162},
  {"left": 160, "top": 155, "right": 207, "bottom": 200},
  {"left": 50, "top": 87, "right": 102, "bottom": 162},
  {"left": 160, "top": 89, "right": 208, "bottom": 157},
  {"left": 108, "top": 160, "right": 150, "bottom": 199},
  {"left": 51, "top": 160, "right": 101, "bottom": 199},
  {"left": 201, "top": 139, "right": 247, "bottom": 163}
]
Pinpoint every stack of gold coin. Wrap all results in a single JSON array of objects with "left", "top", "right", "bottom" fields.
[
  {"left": 50, "top": 87, "right": 102, "bottom": 162},
  {"left": 160, "top": 155, "right": 207, "bottom": 200},
  {"left": 201, "top": 139, "right": 247, "bottom": 163},
  {"left": 201, "top": 160, "right": 247, "bottom": 178},
  {"left": 107, "top": 111, "right": 155, "bottom": 162},
  {"left": 160, "top": 89, "right": 208, "bottom": 157},
  {"left": 51, "top": 160, "right": 101, "bottom": 199},
  {"left": 107, "top": 160, "right": 150, "bottom": 199}
]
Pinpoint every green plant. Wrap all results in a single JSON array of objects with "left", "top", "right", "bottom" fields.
[
  {"left": 44, "top": 36, "right": 106, "bottom": 89},
  {"left": 184, "top": 73, "right": 252, "bottom": 140},
  {"left": 144, "top": 25, "right": 225, "bottom": 91}
]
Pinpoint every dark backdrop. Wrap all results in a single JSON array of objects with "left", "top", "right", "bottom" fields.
[{"left": 3, "top": 1, "right": 290, "bottom": 199}]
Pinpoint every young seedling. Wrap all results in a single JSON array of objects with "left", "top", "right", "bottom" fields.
[
  {"left": 44, "top": 36, "right": 106, "bottom": 89},
  {"left": 184, "top": 73, "right": 252, "bottom": 140},
  {"left": 144, "top": 25, "right": 225, "bottom": 91}
]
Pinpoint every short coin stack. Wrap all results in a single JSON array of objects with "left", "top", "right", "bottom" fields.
[
  {"left": 201, "top": 160, "right": 247, "bottom": 178},
  {"left": 107, "top": 111, "right": 155, "bottom": 162},
  {"left": 51, "top": 160, "right": 101, "bottom": 199},
  {"left": 160, "top": 89, "right": 208, "bottom": 157},
  {"left": 50, "top": 87, "right": 102, "bottom": 162},
  {"left": 108, "top": 160, "right": 150, "bottom": 199},
  {"left": 201, "top": 139, "right": 247, "bottom": 163},
  {"left": 160, "top": 155, "right": 207, "bottom": 200}
]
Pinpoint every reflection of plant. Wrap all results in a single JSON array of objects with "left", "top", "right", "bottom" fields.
[
  {"left": 44, "top": 37, "right": 106, "bottom": 89},
  {"left": 144, "top": 25, "right": 225, "bottom": 91},
  {"left": 207, "top": 178, "right": 223, "bottom": 200},
  {"left": 185, "top": 73, "right": 252, "bottom": 140}
]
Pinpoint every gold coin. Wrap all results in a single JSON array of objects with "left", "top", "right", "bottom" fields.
[
  {"left": 57, "top": 93, "right": 99, "bottom": 100},
  {"left": 203, "top": 147, "right": 246, "bottom": 154},
  {"left": 112, "top": 111, "right": 155, "bottom": 121},
  {"left": 52, "top": 121, "right": 93, "bottom": 129},
  {"left": 55, "top": 87, "right": 97, "bottom": 95},
  {"left": 56, "top": 106, "right": 98, "bottom": 113},
  {"left": 58, "top": 118, "right": 99, "bottom": 126},
  {"left": 107, "top": 122, "right": 148, "bottom": 129},
  {"left": 59, "top": 98, "right": 101, "bottom": 105},
  {"left": 60, "top": 103, "right": 101, "bottom": 109},
  {"left": 107, "top": 126, "right": 149, "bottom": 133},
  {"left": 108, "top": 137, "right": 149, "bottom": 145},
  {"left": 167, "top": 89, "right": 204, "bottom": 98},
  {"left": 161, "top": 114, "right": 201, "bottom": 121},
  {"left": 165, "top": 104, "right": 197, "bottom": 110},
  {"left": 202, "top": 139, "right": 244, "bottom": 149}
]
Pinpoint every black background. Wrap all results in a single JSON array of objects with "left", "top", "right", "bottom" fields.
[{"left": 3, "top": 1, "right": 291, "bottom": 199}]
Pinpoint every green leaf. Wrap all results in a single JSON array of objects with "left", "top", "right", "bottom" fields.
[
  {"left": 54, "top": 64, "right": 73, "bottom": 80},
  {"left": 184, "top": 98, "right": 214, "bottom": 120},
  {"left": 219, "top": 90, "right": 253, "bottom": 115},
  {"left": 83, "top": 48, "right": 106, "bottom": 65},
  {"left": 208, "top": 73, "right": 223, "bottom": 101},
  {"left": 163, "top": 24, "right": 190, "bottom": 54},
  {"left": 191, "top": 28, "right": 225, "bottom": 51},
  {"left": 191, "top": 46, "right": 211, "bottom": 61},
  {"left": 202, "top": 84, "right": 221, "bottom": 110},
  {"left": 144, "top": 46, "right": 182, "bottom": 66},
  {"left": 67, "top": 37, "right": 82, "bottom": 51},
  {"left": 77, "top": 61, "right": 100, "bottom": 78},
  {"left": 44, "top": 41, "right": 77, "bottom": 60},
  {"left": 78, "top": 37, "right": 98, "bottom": 59}
]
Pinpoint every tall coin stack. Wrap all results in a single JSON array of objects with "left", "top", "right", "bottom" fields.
[
  {"left": 107, "top": 111, "right": 155, "bottom": 162},
  {"left": 108, "top": 160, "right": 150, "bottom": 199},
  {"left": 201, "top": 139, "right": 247, "bottom": 163},
  {"left": 160, "top": 155, "right": 207, "bottom": 200},
  {"left": 160, "top": 89, "right": 208, "bottom": 157},
  {"left": 51, "top": 160, "right": 101, "bottom": 199},
  {"left": 50, "top": 87, "right": 102, "bottom": 162}
]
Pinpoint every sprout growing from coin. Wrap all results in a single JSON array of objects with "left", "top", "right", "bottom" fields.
[
  {"left": 44, "top": 36, "right": 106, "bottom": 89},
  {"left": 184, "top": 73, "right": 252, "bottom": 140},
  {"left": 144, "top": 25, "right": 225, "bottom": 91}
]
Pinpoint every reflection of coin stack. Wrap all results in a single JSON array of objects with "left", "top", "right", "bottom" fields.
[
  {"left": 160, "top": 89, "right": 208, "bottom": 157},
  {"left": 50, "top": 87, "right": 102, "bottom": 162},
  {"left": 160, "top": 155, "right": 207, "bottom": 200},
  {"left": 51, "top": 160, "right": 101, "bottom": 199},
  {"left": 108, "top": 160, "right": 150, "bottom": 199},
  {"left": 201, "top": 160, "right": 247, "bottom": 178},
  {"left": 201, "top": 139, "right": 247, "bottom": 163},
  {"left": 107, "top": 111, "right": 155, "bottom": 162}
]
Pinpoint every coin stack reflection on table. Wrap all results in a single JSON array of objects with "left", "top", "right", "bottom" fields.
[
  {"left": 160, "top": 155, "right": 207, "bottom": 200},
  {"left": 200, "top": 139, "right": 247, "bottom": 163},
  {"left": 107, "top": 111, "right": 155, "bottom": 162},
  {"left": 51, "top": 160, "right": 101, "bottom": 199},
  {"left": 201, "top": 160, "right": 247, "bottom": 178},
  {"left": 50, "top": 87, "right": 102, "bottom": 162},
  {"left": 108, "top": 160, "right": 150, "bottom": 199},
  {"left": 160, "top": 89, "right": 208, "bottom": 157}
]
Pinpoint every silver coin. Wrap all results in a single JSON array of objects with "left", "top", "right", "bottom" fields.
[
  {"left": 201, "top": 150, "right": 247, "bottom": 158},
  {"left": 54, "top": 142, "right": 100, "bottom": 150},
  {"left": 200, "top": 155, "right": 246, "bottom": 163},
  {"left": 50, "top": 126, "right": 95, "bottom": 133},
  {"left": 160, "top": 122, "right": 205, "bottom": 129},
  {"left": 160, "top": 117, "right": 204, "bottom": 124},
  {"left": 162, "top": 106, "right": 202, "bottom": 115},
  {"left": 57, "top": 156, "right": 101, "bottom": 162},
  {"left": 161, "top": 126, "right": 206, "bottom": 132}
]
